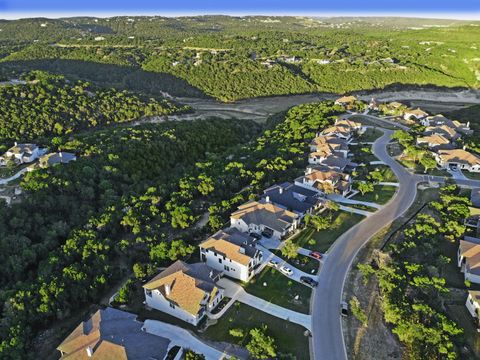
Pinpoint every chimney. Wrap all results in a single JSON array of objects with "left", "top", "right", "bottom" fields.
[
  {"left": 86, "top": 346, "right": 93, "bottom": 357},
  {"left": 279, "top": 187, "right": 283, "bottom": 194},
  {"left": 59, "top": 152, "right": 63, "bottom": 158},
  {"left": 467, "top": 121, "right": 470, "bottom": 128},
  {"left": 463, "top": 145, "right": 467, "bottom": 150},
  {"left": 165, "top": 284, "right": 171, "bottom": 296},
  {"left": 306, "top": 167, "right": 313, "bottom": 175},
  {"left": 265, "top": 196, "right": 270, "bottom": 203},
  {"left": 14, "top": 141, "right": 17, "bottom": 146}
]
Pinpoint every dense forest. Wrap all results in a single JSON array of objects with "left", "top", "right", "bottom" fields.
[
  {"left": 0, "top": 71, "right": 188, "bottom": 148},
  {"left": 0, "top": 16, "right": 479, "bottom": 101}
]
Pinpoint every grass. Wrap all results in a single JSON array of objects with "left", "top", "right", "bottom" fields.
[
  {"left": 292, "top": 211, "right": 365, "bottom": 253},
  {"left": 355, "top": 164, "right": 397, "bottom": 183},
  {"left": 243, "top": 266, "right": 312, "bottom": 314},
  {"left": 202, "top": 302, "right": 310, "bottom": 360},
  {"left": 349, "top": 145, "right": 379, "bottom": 164},
  {"left": 357, "top": 128, "right": 383, "bottom": 142},
  {"left": 398, "top": 158, "right": 451, "bottom": 177},
  {"left": 352, "top": 185, "right": 397, "bottom": 205},
  {"left": 271, "top": 249, "right": 319, "bottom": 275},
  {"left": 463, "top": 172, "right": 480, "bottom": 181},
  {"left": 347, "top": 203, "right": 377, "bottom": 212}
]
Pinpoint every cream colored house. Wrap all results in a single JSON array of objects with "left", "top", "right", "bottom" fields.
[{"left": 435, "top": 149, "right": 480, "bottom": 173}]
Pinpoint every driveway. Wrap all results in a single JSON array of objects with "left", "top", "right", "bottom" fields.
[
  {"left": 327, "top": 194, "right": 382, "bottom": 209},
  {"left": 143, "top": 320, "right": 229, "bottom": 360},
  {"left": 0, "top": 167, "right": 28, "bottom": 185},
  {"left": 217, "top": 278, "right": 312, "bottom": 331},
  {"left": 259, "top": 246, "right": 319, "bottom": 281},
  {"left": 311, "top": 127, "right": 422, "bottom": 360}
]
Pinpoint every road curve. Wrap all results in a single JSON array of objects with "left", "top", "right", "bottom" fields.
[{"left": 311, "top": 129, "right": 422, "bottom": 360}]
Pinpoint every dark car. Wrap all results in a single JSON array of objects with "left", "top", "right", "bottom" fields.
[
  {"left": 300, "top": 276, "right": 318, "bottom": 287},
  {"left": 261, "top": 229, "right": 273, "bottom": 238},
  {"left": 341, "top": 302, "right": 349, "bottom": 317},
  {"left": 249, "top": 232, "right": 262, "bottom": 240},
  {"left": 309, "top": 251, "right": 323, "bottom": 260}
]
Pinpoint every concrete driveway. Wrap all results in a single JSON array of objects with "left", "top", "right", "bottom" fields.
[{"left": 143, "top": 320, "right": 229, "bottom": 360}]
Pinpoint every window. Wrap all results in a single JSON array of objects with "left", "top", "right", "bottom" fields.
[
  {"left": 218, "top": 258, "right": 222, "bottom": 264},
  {"left": 145, "top": 289, "right": 152, "bottom": 297},
  {"left": 169, "top": 302, "right": 175, "bottom": 309},
  {"left": 224, "top": 265, "right": 230, "bottom": 271}
]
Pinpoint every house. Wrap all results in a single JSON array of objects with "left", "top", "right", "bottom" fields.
[
  {"left": 434, "top": 149, "right": 480, "bottom": 172},
  {"left": 321, "top": 125, "right": 353, "bottom": 140},
  {"left": 415, "top": 134, "right": 452, "bottom": 150},
  {"left": 335, "top": 95, "right": 357, "bottom": 107},
  {"left": 200, "top": 228, "right": 263, "bottom": 282},
  {"left": 308, "top": 149, "right": 332, "bottom": 165},
  {"left": 39, "top": 152, "right": 77, "bottom": 168},
  {"left": 230, "top": 200, "right": 299, "bottom": 240},
  {"left": 295, "top": 168, "right": 352, "bottom": 196},
  {"left": 334, "top": 118, "right": 363, "bottom": 132},
  {"left": 57, "top": 307, "right": 171, "bottom": 360},
  {"left": 466, "top": 290, "right": 480, "bottom": 323},
  {"left": 316, "top": 155, "right": 357, "bottom": 172},
  {"left": 420, "top": 114, "right": 471, "bottom": 134},
  {"left": 143, "top": 261, "right": 224, "bottom": 326},
  {"left": 309, "top": 136, "right": 349, "bottom": 157},
  {"left": 368, "top": 98, "right": 379, "bottom": 110},
  {"left": 0, "top": 142, "right": 41, "bottom": 166},
  {"left": 403, "top": 108, "right": 428, "bottom": 121},
  {"left": 458, "top": 236, "right": 480, "bottom": 284},
  {"left": 423, "top": 125, "right": 459, "bottom": 141},
  {"left": 261, "top": 182, "right": 324, "bottom": 218}
]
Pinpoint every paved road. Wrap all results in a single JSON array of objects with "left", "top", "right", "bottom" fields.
[
  {"left": 0, "top": 167, "right": 28, "bottom": 185},
  {"left": 311, "top": 128, "right": 422, "bottom": 360}
]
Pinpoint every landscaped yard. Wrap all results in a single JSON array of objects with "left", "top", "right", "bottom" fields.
[
  {"left": 202, "top": 302, "right": 310, "bottom": 360},
  {"left": 271, "top": 249, "right": 319, "bottom": 276},
  {"left": 243, "top": 266, "right": 312, "bottom": 314},
  {"left": 292, "top": 211, "right": 365, "bottom": 253},
  {"left": 352, "top": 185, "right": 397, "bottom": 205},
  {"left": 349, "top": 144, "right": 379, "bottom": 164},
  {"left": 398, "top": 158, "right": 451, "bottom": 177},
  {"left": 355, "top": 164, "right": 397, "bottom": 183},
  {"left": 357, "top": 127, "right": 383, "bottom": 142}
]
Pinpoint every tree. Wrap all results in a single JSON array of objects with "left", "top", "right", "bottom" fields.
[
  {"left": 357, "top": 181, "right": 374, "bottom": 195},
  {"left": 350, "top": 296, "right": 368, "bottom": 326},
  {"left": 367, "top": 170, "right": 384, "bottom": 184},
  {"left": 281, "top": 241, "right": 299, "bottom": 259},
  {"left": 246, "top": 327, "right": 277, "bottom": 359},
  {"left": 116, "top": 279, "right": 135, "bottom": 304},
  {"left": 184, "top": 350, "right": 206, "bottom": 360},
  {"left": 309, "top": 215, "right": 331, "bottom": 231},
  {"left": 419, "top": 154, "right": 437, "bottom": 173}
]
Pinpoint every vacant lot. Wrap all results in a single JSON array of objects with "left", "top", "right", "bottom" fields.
[
  {"left": 352, "top": 185, "right": 397, "bottom": 205},
  {"left": 243, "top": 266, "right": 311, "bottom": 314}
]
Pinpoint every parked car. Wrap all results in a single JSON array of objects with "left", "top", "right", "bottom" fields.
[
  {"left": 279, "top": 265, "right": 293, "bottom": 276},
  {"left": 309, "top": 251, "right": 323, "bottom": 260},
  {"left": 300, "top": 276, "right": 318, "bottom": 287},
  {"left": 341, "top": 301, "right": 349, "bottom": 317},
  {"left": 268, "top": 259, "right": 279, "bottom": 268},
  {"left": 249, "top": 232, "right": 262, "bottom": 240}
]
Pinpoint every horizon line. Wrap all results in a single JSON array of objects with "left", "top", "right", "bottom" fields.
[{"left": 1, "top": 11, "right": 480, "bottom": 21}]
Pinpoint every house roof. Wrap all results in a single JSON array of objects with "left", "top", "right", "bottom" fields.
[
  {"left": 388, "top": 101, "right": 404, "bottom": 108},
  {"left": 231, "top": 200, "right": 297, "bottom": 233},
  {"left": 469, "top": 290, "right": 480, "bottom": 305},
  {"left": 143, "top": 261, "right": 222, "bottom": 316},
  {"left": 334, "top": 119, "right": 362, "bottom": 129},
  {"left": 438, "top": 149, "right": 480, "bottom": 167},
  {"left": 304, "top": 169, "right": 343, "bottom": 182},
  {"left": 424, "top": 125, "right": 458, "bottom": 139},
  {"left": 7, "top": 143, "right": 38, "bottom": 155},
  {"left": 320, "top": 155, "right": 356, "bottom": 170},
  {"left": 416, "top": 134, "right": 450, "bottom": 146},
  {"left": 335, "top": 95, "right": 357, "bottom": 104},
  {"left": 262, "top": 182, "right": 322, "bottom": 214},
  {"left": 310, "top": 135, "right": 349, "bottom": 147},
  {"left": 321, "top": 125, "right": 351, "bottom": 137},
  {"left": 40, "top": 152, "right": 76, "bottom": 167},
  {"left": 57, "top": 308, "right": 170, "bottom": 360},
  {"left": 405, "top": 108, "right": 428, "bottom": 117},
  {"left": 200, "top": 228, "right": 258, "bottom": 266}
]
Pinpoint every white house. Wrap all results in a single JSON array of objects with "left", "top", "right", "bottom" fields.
[
  {"left": 200, "top": 228, "right": 263, "bottom": 282},
  {"left": 466, "top": 291, "right": 480, "bottom": 323},
  {"left": 0, "top": 142, "right": 41, "bottom": 166},
  {"left": 420, "top": 115, "right": 471, "bottom": 134},
  {"left": 423, "top": 125, "right": 460, "bottom": 141},
  {"left": 403, "top": 108, "right": 428, "bottom": 121},
  {"left": 143, "top": 261, "right": 224, "bottom": 326},
  {"left": 230, "top": 200, "right": 299, "bottom": 241},
  {"left": 435, "top": 149, "right": 480, "bottom": 173},
  {"left": 458, "top": 236, "right": 480, "bottom": 284},
  {"left": 415, "top": 134, "right": 451, "bottom": 150}
]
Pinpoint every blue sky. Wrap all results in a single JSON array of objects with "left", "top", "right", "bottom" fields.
[{"left": 1, "top": 0, "right": 479, "bottom": 19}]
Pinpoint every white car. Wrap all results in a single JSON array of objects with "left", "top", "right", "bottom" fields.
[
  {"left": 268, "top": 259, "right": 279, "bottom": 268},
  {"left": 279, "top": 265, "right": 293, "bottom": 276}
]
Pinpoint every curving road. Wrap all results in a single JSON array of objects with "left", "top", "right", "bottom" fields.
[{"left": 311, "top": 128, "right": 423, "bottom": 360}]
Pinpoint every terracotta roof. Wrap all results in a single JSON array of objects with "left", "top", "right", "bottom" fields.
[
  {"left": 231, "top": 200, "right": 297, "bottom": 233},
  {"left": 438, "top": 149, "right": 480, "bottom": 167},
  {"left": 201, "top": 228, "right": 257, "bottom": 266},
  {"left": 424, "top": 125, "right": 458, "bottom": 139},
  {"left": 143, "top": 261, "right": 221, "bottom": 316},
  {"left": 305, "top": 169, "right": 342, "bottom": 182},
  {"left": 310, "top": 135, "right": 348, "bottom": 147},
  {"left": 321, "top": 125, "right": 351, "bottom": 136},
  {"left": 334, "top": 119, "right": 362, "bottom": 129},
  {"left": 417, "top": 134, "right": 450, "bottom": 146}
]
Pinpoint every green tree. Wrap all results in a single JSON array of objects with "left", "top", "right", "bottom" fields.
[
  {"left": 281, "top": 241, "right": 299, "bottom": 259},
  {"left": 357, "top": 181, "right": 374, "bottom": 195},
  {"left": 246, "top": 327, "right": 277, "bottom": 359}
]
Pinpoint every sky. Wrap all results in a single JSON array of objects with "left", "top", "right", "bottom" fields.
[{"left": 0, "top": 0, "right": 479, "bottom": 20}]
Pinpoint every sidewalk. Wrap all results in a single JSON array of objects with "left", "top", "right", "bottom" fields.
[
  {"left": 338, "top": 204, "right": 373, "bottom": 217},
  {"left": 327, "top": 194, "right": 382, "bottom": 209},
  {"left": 217, "top": 278, "right": 312, "bottom": 331}
]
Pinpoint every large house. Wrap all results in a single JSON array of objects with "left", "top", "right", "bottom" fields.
[
  {"left": 420, "top": 114, "right": 471, "bottom": 134},
  {"left": 458, "top": 236, "right": 480, "bottom": 284},
  {"left": 466, "top": 290, "right": 480, "bottom": 325},
  {"left": 261, "top": 182, "right": 324, "bottom": 217},
  {"left": 434, "top": 149, "right": 480, "bottom": 172},
  {"left": 403, "top": 108, "right": 428, "bottom": 121},
  {"left": 200, "top": 228, "right": 263, "bottom": 282},
  {"left": 335, "top": 95, "right": 357, "bottom": 107},
  {"left": 39, "top": 152, "right": 77, "bottom": 168},
  {"left": 314, "top": 155, "right": 357, "bottom": 172},
  {"left": 310, "top": 135, "right": 349, "bottom": 156},
  {"left": 57, "top": 307, "right": 171, "bottom": 360},
  {"left": 0, "top": 142, "right": 41, "bottom": 166},
  {"left": 320, "top": 119, "right": 363, "bottom": 140},
  {"left": 416, "top": 134, "right": 452, "bottom": 150},
  {"left": 295, "top": 168, "right": 352, "bottom": 196},
  {"left": 230, "top": 200, "right": 299, "bottom": 240},
  {"left": 143, "top": 260, "right": 224, "bottom": 326},
  {"left": 423, "top": 125, "right": 459, "bottom": 141}
]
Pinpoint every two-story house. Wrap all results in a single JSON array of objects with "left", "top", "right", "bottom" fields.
[
  {"left": 310, "top": 135, "right": 349, "bottom": 157},
  {"left": 403, "top": 108, "right": 428, "bottom": 121},
  {"left": 230, "top": 200, "right": 299, "bottom": 241},
  {"left": 435, "top": 149, "right": 480, "bottom": 173},
  {"left": 458, "top": 236, "right": 480, "bottom": 284},
  {"left": 143, "top": 260, "right": 224, "bottom": 326},
  {"left": 423, "top": 125, "right": 460, "bottom": 141},
  {"left": 416, "top": 134, "right": 452, "bottom": 150},
  {"left": 0, "top": 142, "right": 41, "bottom": 166},
  {"left": 200, "top": 228, "right": 263, "bottom": 282},
  {"left": 39, "top": 152, "right": 77, "bottom": 168},
  {"left": 295, "top": 168, "right": 352, "bottom": 196}
]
